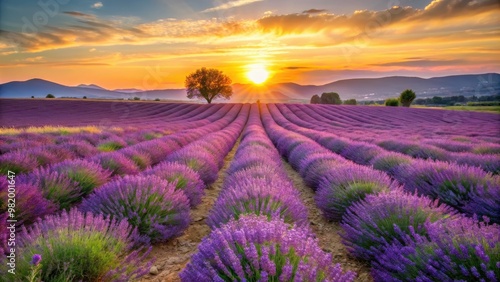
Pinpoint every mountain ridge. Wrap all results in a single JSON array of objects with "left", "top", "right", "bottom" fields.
[{"left": 1, "top": 73, "right": 498, "bottom": 102}]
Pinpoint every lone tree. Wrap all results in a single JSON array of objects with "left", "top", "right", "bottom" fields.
[
  {"left": 185, "top": 67, "right": 233, "bottom": 104},
  {"left": 310, "top": 95, "right": 321, "bottom": 104},
  {"left": 320, "top": 92, "right": 342, "bottom": 105},
  {"left": 46, "top": 94, "right": 55, "bottom": 98},
  {"left": 399, "top": 89, "right": 416, "bottom": 107}
]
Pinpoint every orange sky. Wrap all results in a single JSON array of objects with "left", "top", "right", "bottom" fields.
[{"left": 0, "top": 0, "right": 499, "bottom": 89}]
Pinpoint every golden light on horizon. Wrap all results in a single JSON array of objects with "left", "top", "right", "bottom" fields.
[{"left": 246, "top": 64, "right": 270, "bottom": 84}]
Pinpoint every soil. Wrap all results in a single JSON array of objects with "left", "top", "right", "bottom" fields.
[{"left": 139, "top": 140, "right": 373, "bottom": 282}]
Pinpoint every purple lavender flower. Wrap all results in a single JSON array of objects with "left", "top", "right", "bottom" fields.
[
  {"left": 464, "top": 184, "right": 500, "bottom": 224},
  {"left": 143, "top": 162, "right": 205, "bottom": 207},
  {"left": 80, "top": 175, "right": 190, "bottom": 243},
  {"left": 372, "top": 216, "right": 500, "bottom": 281},
  {"left": 0, "top": 151, "right": 39, "bottom": 174},
  {"left": 52, "top": 159, "right": 111, "bottom": 196},
  {"left": 370, "top": 151, "right": 414, "bottom": 176},
  {"left": 0, "top": 209, "right": 152, "bottom": 280},
  {"left": 31, "top": 254, "right": 42, "bottom": 266},
  {"left": 166, "top": 149, "right": 219, "bottom": 185},
  {"left": 91, "top": 152, "right": 140, "bottom": 176},
  {"left": 207, "top": 178, "right": 308, "bottom": 229},
  {"left": 393, "top": 160, "right": 499, "bottom": 214},
  {"left": 181, "top": 215, "right": 356, "bottom": 281},
  {"left": 18, "top": 168, "right": 83, "bottom": 210},
  {"left": 340, "top": 142, "right": 385, "bottom": 165},
  {"left": 341, "top": 190, "right": 457, "bottom": 261},
  {"left": 133, "top": 138, "right": 181, "bottom": 165},
  {"left": 315, "top": 164, "right": 400, "bottom": 221},
  {"left": 121, "top": 147, "right": 153, "bottom": 170}
]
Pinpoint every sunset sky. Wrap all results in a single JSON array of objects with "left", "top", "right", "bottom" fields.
[{"left": 0, "top": 0, "right": 499, "bottom": 90}]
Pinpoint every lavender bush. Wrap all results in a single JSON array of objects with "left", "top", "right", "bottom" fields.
[
  {"left": 80, "top": 175, "right": 190, "bottom": 243},
  {"left": 144, "top": 162, "right": 204, "bottom": 207},
  {"left": 372, "top": 216, "right": 500, "bottom": 281},
  {"left": 181, "top": 215, "right": 356, "bottom": 281},
  {"left": 341, "top": 190, "right": 457, "bottom": 261},
  {"left": 207, "top": 178, "right": 308, "bottom": 229},
  {"left": 370, "top": 151, "right": 413, "bottom": 176},
  {"left": 52, "top": 159, "right": 111, "bottom": 196},
  {"left": 315, "top": 165, "right": 399, "bottom": 222},
  {"left": 166, "top": 150, "right": 219, "bottom": 185},
  {"left": 0, "top": 209, "right": 152, "bottom": 281},
  {"left": 91, "top": 152, "right": 140, "bottom": 176},
  {"left": 394, "top": 160, "right": 499, "bottom": 213}
]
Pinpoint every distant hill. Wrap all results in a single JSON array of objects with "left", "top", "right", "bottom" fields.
[
  {"left": 77, "top": 84, "right": 107, "bottom": 90},
  {"left": 1, "top": 73, "right": 498, "bottom": 102}
]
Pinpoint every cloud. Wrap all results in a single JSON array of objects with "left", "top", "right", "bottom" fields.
[
  {"left": 63, "top": 11, "right": 94, "bottom": 18},
  {"left": 302, "top": 9, "right": 328, "bottom": 14},
  {"left": 202, "top": 0, "right": 264, "bottom": 13},
  {"left": 91, "top": 2, "right": 103, "bottom": 9},
  {"left": 373, "top": 59, "right": 467, "bottom": 68}
]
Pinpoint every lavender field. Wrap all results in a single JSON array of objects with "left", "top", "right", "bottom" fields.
[{"left": 0, "top": 99, "right": 499, "bottom": 282}]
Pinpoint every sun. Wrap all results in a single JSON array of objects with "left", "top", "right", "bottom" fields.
[{"left": 246, "top": 64, "right": 269, "bottom": 84}]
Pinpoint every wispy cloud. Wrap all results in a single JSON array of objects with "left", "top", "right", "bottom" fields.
[
  {"left": 202, "top": 0, "right": 264, "bottom": 13},
  {"left": 91, "top": 2, "right": 103, "bottom": 9}
]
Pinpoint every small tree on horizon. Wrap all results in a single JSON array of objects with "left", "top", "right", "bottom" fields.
[
  {"left": 310, "top": 95, "right": 321, "bottom": 104},
  {"left": 344, "top": 98, "right": 357, "bottom": 105},
  {"left": 46, "top": 94, "right": 55, "bottom": 98},
  {"left": 399, "top": 89, "right": 416, "bottom": 107},
  {"left": 385, "top": 98, "right": 399, "bottom": 106},
  {"left": 185, "top": 67, "right": 233, "bottom": 104},
  {"left": 320, "top": 92, "right": 342, "bottom": 105}
]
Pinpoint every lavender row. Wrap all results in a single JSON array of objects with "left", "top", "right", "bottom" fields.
[
  {"left": 262, "top": 104, "right": 500, "bottom": 281},
  {"left": 182, "top": 104, "right": 355, "bottom": 281},
  {"left": 268, "top": 104, "right": 500, "bottom": 222},
  {"left": 277, "top": 104, "right": 500, "bottom": 174}
]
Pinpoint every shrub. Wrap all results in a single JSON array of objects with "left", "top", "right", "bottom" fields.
[
  {"left": 91, "top": 152, "right": 140, "bottom": 176},
  {"left": 121, "top": 148, "right": 153, "bottom": 170},
  {"left": 372, "top": 216, "right": 500, "bottom": 281},
  {"left": 370, "top": 152, "right": 413, "bottom": 176},
  {"left": 83, "top": 96, "right": 87, "bottom": 99},
  {"left": 300, "top": 157, "right": 346, "bottom": 188},
  {"left": 154, "top": 98, "right": 160, "bottom": 101},
  {"left": 46, "top": 94, "right": 55, "bottom": 98},
  {"left": 399, "top": 89, "right": 416, "bottom": 107},
  {"left": 315, "top": 165, "right": 398, "bottom": 222},
  {"left": 344, "top": 98, "right": 357, "bottom": 105},
  {"left": 97, "top": 137, "right": 127, "bottom": 152},
  {"left": 340, "top": 143, "right": 384, "bottom": 165},
  {"left": 18, "top": 169, "right": 83, "bottom": 210},
  {"left": 341, "top": 190, "right": 456, "bottom": 261},
  {"left": 207, "top": 178, "right": 308, "bottom": 229},
  {"left": 52, "top": 159, "right": 111, "bottom": 196},
  {"left": 0, "top": 180, "right": 55, "bottom": 226},
  {"left": 452, "top": 152, "right": 500, "bottom": 174},
  {"left": 60, "top": 141, "right": 99, "bottom": 158},
  {"left": 384, "top": 98, "right": 399, "bottom": 106},
  {"left": 393, "top": 160, "right": 499, "bottom": 213},
  {"left": 166, "top": 150, "right": 219, "bottom": 185},
  {"left": 0, "top": 152, "right": 39, "bottom": 174},
  {"left": 144, "top": 162, "right": 204, "bottom": 207},
  {"left": 181, "top": 215, "right": 356, "bottom": 281},
  {"left": 464, "top": 184, "right": 500, "bottom": 224},
  {"left": 224, "top": 165, "right": 290, "bottom": 188},
  {"left": 134, "top": 139, "right": 180, "bottom": 165},
  {"left": 0, "top": 209, "right": 151, "bottom": 281},
  {"left": 80, "top": 175, "right": 190, "bottom": 244}
]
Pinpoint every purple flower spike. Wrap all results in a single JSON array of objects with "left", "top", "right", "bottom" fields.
[
  {"left": 80, "top": 175, "right": 190, "bottom": 243},
  {"left": 31, "top": 254, "right": 42, "bottom": 266},
  {"left": 181, "top": 215, "right": 356, "bottom": 282}
]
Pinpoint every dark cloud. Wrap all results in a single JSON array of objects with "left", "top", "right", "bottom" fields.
[
  {"left": 63, "top": 11, "right": 94, "bottom": 18},
  {"left": 282, "top": 66, "right": 311, "bottom": 70},
  {"left": 303, "top": 9, "right": 328, "bottom": 14}
]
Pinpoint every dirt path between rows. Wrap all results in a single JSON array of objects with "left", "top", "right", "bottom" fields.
[
  {"left": 280, "top": 159, "right": 373, "bottom": 282},
  {"left": 139, "top": 138, "right": 240, "bottom": 282}
]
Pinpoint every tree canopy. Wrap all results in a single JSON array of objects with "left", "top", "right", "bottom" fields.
[
  {"left": 185, "top": 67, "right": 233, "bottom": 104},
  {"left": 399, "top": 89, "right": 416, "bottom": 107},
  {"left": 320, "top": 92, "right": 342, "bottom": 105},
  {"left": 310, "top": 95, "right": 321, "bottom": 104}
]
